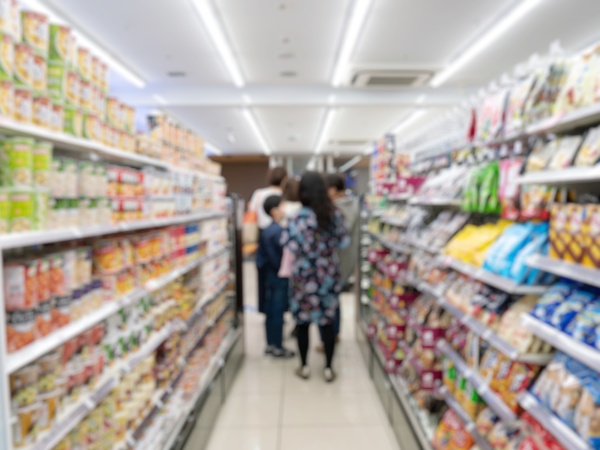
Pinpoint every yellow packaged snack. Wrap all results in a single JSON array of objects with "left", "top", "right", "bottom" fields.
[
  {"left": 31, "top": 53, "right": 46, "bottom": 94},
  {"left": 0, "top": 79, "right": 13, "bottom": 118},
  {"left": 13, "top": 42, "right": 32, "bottom": 88},
  {"left": 0, "top": 32, "right": 13, "bottom": 81},
  {"left": 21, "top": 10, "right": 48, "bottom": 56}
]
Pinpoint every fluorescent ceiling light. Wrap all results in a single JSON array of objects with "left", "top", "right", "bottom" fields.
[
  {"left": 430, "top": 0, "right": 544, "bottom": 87},
  {"left": 315, "top": 108, "right": 337, "bottom": 154},
  {"left": 243, "top": 108, "right": 271, "bottom": 155},
  {"left": 205, "top": 141, "right": 223, "bottom": 156},
  {"left": 23, "top": 0, "right": 146, "bottom": 88},
  {"left": 415, "top": 95, "right": 427, "bottom": 105},
  {"left": 191, "top": 0, "right": 244, "bottom": 87},
  {"left": 153, "top": 95, "right": 167, "bottom": 105},
  {"left": 392, "top": 109, "right": 426, "bottom": 134},
  {"left": 332, "top": 0, "right": 373, "bottom": 87}
]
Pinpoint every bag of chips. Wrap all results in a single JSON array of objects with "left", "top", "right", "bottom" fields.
[
  {"left": 531, "top": 281, "right": 578, "bottom": 323},
  {"left": 550, "top": 288, "right": 597, "bottom": 331}
]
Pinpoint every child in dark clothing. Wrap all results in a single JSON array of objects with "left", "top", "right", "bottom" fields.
[{"left": 255, "top": 195, "right": 295, "bottom": 358}]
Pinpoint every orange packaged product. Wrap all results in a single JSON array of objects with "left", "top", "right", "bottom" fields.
[
  {"left": 35, "top": 257, "right": 53, "bottom": 337},
  {"left": 93, "top": 239, "right": 123, "bottom": 275},
  {"left": 6, "top": 306, "right": 36, "bottom": 352},
  {"left": 501, "top": 362, "right": 540, "bottom": 413},
  {"left": 32, "top": 95, "right": 50, "bottom": 128}
]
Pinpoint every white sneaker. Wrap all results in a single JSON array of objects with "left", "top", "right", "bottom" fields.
[
  {"left": 324, "top": 368, "right": 336, "bottom": 383},
  {"left": 295, "top": 365, "right": 311, "bottom": 380}
]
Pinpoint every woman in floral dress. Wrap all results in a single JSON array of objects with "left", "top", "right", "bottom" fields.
[{"left": 282, "top": 171, "right": 349, "bottom": 382}]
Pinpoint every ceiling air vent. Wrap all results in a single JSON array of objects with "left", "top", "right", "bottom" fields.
[
  {"left": 352, "top": 70, "right": 431, "bottom": 88},
  {"left": 331, "top": 139, "right": 370, "bottom": 147}
]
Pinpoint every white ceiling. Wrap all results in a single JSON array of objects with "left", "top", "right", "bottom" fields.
[{"left": 46, "top": 0, "right": 600, "bottom": 156}]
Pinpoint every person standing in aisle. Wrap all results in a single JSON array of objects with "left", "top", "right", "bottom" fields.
[
  {"left": 281, "top": 176, "right": 302, "bottom": 224},
  {"left": 317, "top": 173, "right": 360, "bottom": 351},
  {"left": 249, "top": 167, "right": 288, "bottom": 314},
  {"left": 255, "top": 195, "right": 296, "bottom": 358},
  {"left": 282, "top": 171, "right": 349, "bottom": 382}
]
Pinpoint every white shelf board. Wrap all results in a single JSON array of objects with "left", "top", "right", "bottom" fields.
[
  {"left": 527, "top": 102, "right": 600, "bottom": 136},
  {"left": 435, "top": 294, "right": 552, "bottom": 365},
  {"left": 517, "top": 166, "right": 600, "bottom": 186},
  {"left": 5, "top": 245, "right": 230, "bottom": 373},
  {"left": 0, "top": 211, "right": 227, "bottom": 250},
  {"left": 380, "top": 217, "right": 406, "bottom": 228},
  {"left": 518, "top": 392, "right": 591, "bottom": 450},
  {"left": 0, "top": 116, "right": 223, "bottom": 181},
  {"left": 439, "top": 255, "right": 547, "bottom": 295},
  {"left": 408, "top": 198, "right": 462, "bottom": 207},
  {"left": 526, "top": 254, "right": 600, "bottom": 288},
  {"left": 437, "top": 340, "right": 517, "bottom": 423},
  {"left": 369, "top": 232, "right": 412, "bottom": 254},
  {"left": 439, "top": 387, "right": 493, "bottom": 450},
  {"left": 521, "top": 313, "right": 600, "bottom": 373}
]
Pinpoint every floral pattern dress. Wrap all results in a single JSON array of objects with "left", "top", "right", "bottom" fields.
[{"left": 281, "top": 207, "right": 349, "bottom": 326}]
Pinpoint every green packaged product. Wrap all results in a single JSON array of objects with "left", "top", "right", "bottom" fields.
[
  {"left": 32, "top": 141, "right": 53, "bottom": 189},
  {"left": 34, "top": 190, "right": 48, "bottom": 230},
  {"left": 48, "top": 24, "right": 71, "bottom": 64},
  {"left": 0, "top": 189, "right": 9, "bottom": 233},
  {"left": 47, "top": 61, "right": 66, "bottom": 101},
  {"left": 9, "top": 189, "right": 35, "bottom": 232},
  {"left": 3, "top": 137, "right": 34, "bottom": 187},
  {"left": 479, "top": 162, "right": 501, "bottom": 214},
  {"left": 63, "top": 105, "right": 82, "bottom": 137}
]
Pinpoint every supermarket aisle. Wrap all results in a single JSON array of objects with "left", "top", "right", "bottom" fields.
[{"left": 186, "top": 262, "right": 399, "bottom": 450}]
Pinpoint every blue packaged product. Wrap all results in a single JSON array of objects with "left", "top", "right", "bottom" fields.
[
  {"left": 510, "top": 232, "right": 549, "bottom": 284},
  {"left": 532, "top": 352, "right": 568, "bottom": 407},
  {"left": 483, "top": 222, "right": 535, "bottom": 277},
  {"left": 568, "top": 303, "right": 600, "bottom": 345},
  {"left": 550, "top": 288, "right": 597, "bottom": 331},
  {"left": 575, "top": 375, "right": 600, "bottom": 448},
  {"left": 531, "top": 281, "right": 578, "bottom": 323}
]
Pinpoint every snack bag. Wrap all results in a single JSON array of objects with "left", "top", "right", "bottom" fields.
[
  {"left": 532, "top": 352, "right": 568, "bottom": 407},
  {"left": 531, "top": 281, "right": 578, "bottom": 323},
  {"left": 479, "top": 161, "right": 501, "bottom": 214},
  {"left": 483, "top": 222, "right": 536, "bottom": 277},
  {"left": 499, "top": 157, "right": 524, "bottom": 220},
  {"left": 511, "top": 232, "right": 549, "bottom": 284},
  {"left": 567, "top": 303, "right": 600, "bottom": 345},
  {"left": 551, "top": 358, "right": 593, "bottom": 428},
  {"left": 488, "top": 422, "right": 521, "bottom": 450},
  {"left": 475, "top": 408, "right": 499, "bottom": 438},
  {"left": 502, "top": 362, "right": 541, "bottom": 413},
  {"left": 575, "top": 376, "right": 600, "bottom": 448},
  {"left": 575, "top": 125, "right": 600, "bottom": 167},
  {"left": 520, "top": 184, "right": 553, "bottom": 221},
  {"left": 550, "top": 288, "right": 597, "bottom": 331},
  {"left": 547, "top": 135, "right": 584, "bottom": 170},
  {"left": 479, "top": 348, "right": 501, "bottom": 384}
]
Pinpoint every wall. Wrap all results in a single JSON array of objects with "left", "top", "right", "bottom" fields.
[{"left": 221, "top": 161, "right": 269, "bottom": 207}]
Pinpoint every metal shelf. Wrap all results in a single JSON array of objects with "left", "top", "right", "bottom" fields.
[
  {"left": 368, "top": 232, "right": 412, "bottom": 254},
  {"left": 517, "top": 166, "right": 600, "bottom": 186},
  {"left": 437, "top": 340, "right": 517, "bottom": 423},
  {"left": 518, "top": 392, "right": 591, "bottom": 450},
  {"left": 521, "top": 313, "right": 600, "bottom": 373},
  {"left": 439, "top": 255, "right": 547, "bottom": 295},
  {"left": 0, "top": 211, "right": 228, "bottom": 250},
  {"left": 439, "top": 387, "right": 493, "bottom": 450},
  {"left": 526, "top": 102, "right": 600, "bottom": 136},
  {"left": 5, "top": 245, "right": 231, "bottom": 374},
  {"left": 435, "top": 294, "right": 552, "bottom": 364},
  {"left": 526, "top": 254, "right": 600, "bottom": 289}
]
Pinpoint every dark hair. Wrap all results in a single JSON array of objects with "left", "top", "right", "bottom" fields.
[
  {"left": 267, "top": 167, "right": 288, "bottom": 187},
  {"left": 327, "top": 173, "right": 345, "bottom": 192},
  {"left": 299, "top": 171, "right": 335, "bottom": 230},
  {"left": 263, "top": 195, "right": 282, "bottom": 217},
  {"left": 282, "top": 177, "right": 300, "bottom": 202}
]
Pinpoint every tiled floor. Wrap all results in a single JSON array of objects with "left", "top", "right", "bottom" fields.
[{"left": 185, "top": 262, "right": 400, "bottom": 450}]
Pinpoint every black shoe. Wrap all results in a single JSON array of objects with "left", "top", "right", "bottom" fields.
[
  {"left": 291, "top": 326, "right": 298, "bottom": 338},
  {"left": 272, "top": 347, "right": 295, "bottom": 359}
]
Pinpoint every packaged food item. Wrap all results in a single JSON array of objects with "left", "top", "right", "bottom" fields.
[
  {"left": 3, "top": 136, "right": 34, "bottom": 187},
  {"left": 32, "top": 94, "right": 50, "bottom": 128},
  {"left": 575, "top": 376, "right": 600, "bottom": 448},
  {"left": 63, "top": 105, "right": 81, "bottom": 137},
  {"left": 13, "top": 402, "right": 40, "bottom": 447},
  {"left": 77, "top": 46, "right": 91, "bottom": 81},
  {"left": 488, "top": 422, "right": 520, "bottom": 450},
  {"left": 48, "top": 24, "right": 71, "bottom": 64},
  {"left": 475, "top": 408, "right": 499, "bottom": 438},
  {"left": 38, "top": 389, "right": 58, "bottom": 430},
  {"left": 550, "top": 287, "right": 597, "bottom": 331},
  {"left": 6, "top": 306, "right": 36, "bottom": 352},
  {"left": 49, "top": 100, "right": 63, "bottom": 132},
  {"left": 31, "top": 53, "right": 45, "bottom": 94},
  {"left": 0, "top": 189, "right": 9, "bottom": 233},
  {"left": 433, "top": 409, "right": 474, "bottom": 450},
  {"left": 9, "top": 189, "right": 35, "bottom": 232},
  {"left": 10, "top": 363, "right": 38, "bottom": 409},
  {"left": 65, "top": 69, "right": 79, "bottom": 106},
  {"left": 47, "top": 61, "right": 65, "bottom": 101},
  {"left": 13, "top": 42, "right": 32, "bottom": 87},
  {"left": 14, "top": 87, "right": 31, "bottom": 123},
  {"left": 502, "top": 362, "right": 540, "bottom": 413},
  {"left": 575, "top": 125, "right": 600, "bottom": 167},
  {"left": 0, "top": 32, "right": 13, "bottom": 81},
  {"left": 532, "top": 281, "right": 577, "bottom": 323},
  {"left": 21, "top": 10, "right": 48, "bottom": 56},
  {"left": 0, "top": 79, "right": 13, "bottom": 117},
  {"left": 547, "top": 135, "right": 583, "bottom": 170},
  {"left": 32, "top": 141, "right": 52, "bottom": 189},
  {"left": 83, "top": 113, "right": 100, "bottom": 141}
]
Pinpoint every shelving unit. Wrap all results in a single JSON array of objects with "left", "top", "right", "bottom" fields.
[{"left": 526, "top": 254, "right": 600, "bottom": 289}]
